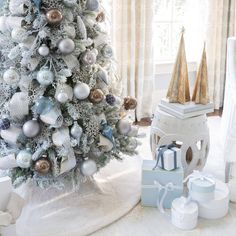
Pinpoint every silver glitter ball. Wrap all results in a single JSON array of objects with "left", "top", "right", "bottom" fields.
[
  {"left": 58, "top": 38, "right": 75, "bottom": 55},
  {"left": 80, "top": 159, "right": 97, "bottom": 176},
  {"left": 23, "top": 120, "right": 40, "bottom": 138},
  {"left": 3, "top": 67, "right": 20, "bottom": 85},
  {"left": 37, "top": 68, "right": 54, "bottom": 86}
]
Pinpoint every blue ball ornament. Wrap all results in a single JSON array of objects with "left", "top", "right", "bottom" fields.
[
  {"left": 0, "top": 118, "right": 10, "bottom": 130},
  {"left": 106, "top": 94, "right": 116, "bottom": 106},
  {"left": 33, "top": 96, "right": 54, "bottom": 115}
]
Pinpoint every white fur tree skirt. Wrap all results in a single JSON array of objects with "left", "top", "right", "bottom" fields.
[{"left": 14, "top": 155, "right": 142, "bottom": 236}]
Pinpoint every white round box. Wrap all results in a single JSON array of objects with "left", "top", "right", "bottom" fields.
[
  {"left": 171, "top": 197, "right": 198, "bottom": 230},
  {"left": 198, "top": 180, "right": 229, "bottom": 219}
]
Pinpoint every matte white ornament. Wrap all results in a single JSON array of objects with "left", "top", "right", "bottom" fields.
[
  {"left": 74, "top": 82, "right": 90, "bottom": 100},
  {"left": 37, "top": 68, "right": 54, "bottom": 86},
  {"left": 198, "top": 180, "right": 229, "bottom": 219},
  {"left": 55, "top": 84, "right": 73, "bottom": 103},
  {"left": 9, "top": 0, "right": 27, "bottom": 15},
  {"left": 3, "top": 67, "right": 20, "bottom": 85},
  {"left": 40, "top": 106, "right": 63, "bottom": 128},
  {"left": 58, "top": 38, "right": 75, "bottom": 55},
  {"left": 38, "top": 44, "right": 50, "bottom": 56},
  {"left": 80, "top": 159, "right": 97, "bottom": 177},
  {"left": 11, "top": 27, "right": 26, "bottom": 42},
  {"left": 0, "top": 154, "right": 18, "bottom": 170},
  {"left": 117, "top": 119, "right": 131, "bottom": 135},
  {"left": 171, "top": 197, "right": 198, "bottom": 230},
  {"left": 0, "top": 125, "right": 22, "bottom": 145},
  {"left": 0, "top": 176, "right": 12, "bottom": 211},
  {"left": 23, "top": 120, "right": 40, "bottom": 138},
  {"left": 98, "top": 134, "right": 113, "bottom": 152},
  {"left": 16, "top": 149, "right": 32, "bottom": 168},
  {"left": 9, "top": 92, "right": 29, "bottom": 119}
]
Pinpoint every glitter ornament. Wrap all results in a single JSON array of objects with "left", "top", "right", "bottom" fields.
[
  {"left": 16, "top": 149, "right": 32, "bottom": 169},
  {"left": 74, "top": 82, "right": 90, "bottom": 100},
  {"left": 3, "top": 67, "right": 20, "bottom": 85},
  {"left": 58, "top": 38, "right": 75, "bottom": 55},
  {"left": 11, "top": 27, "right": 26, "bottom": 42},
  {"left": 106, "top": 94, "right": 116, "bottom": 106},
  {"left": 38, "top": 44, "right": 50, "bottom": 56},
  {"left": 81, "top": 50, "right": 97, "bottom": 66},
  {"left": 34, "top": 158, "right": 51, "bottom": 175},
  {"left": 23, "top": 119, "right": 40, "bottom": 138},
  {"left": 124, "top": 97, "right": 137, "bottom": 110},
  {"left": 117, "top": 119, "right": 131, "bottom": 135},
  {"left": 80, "top": 159, "right": 97, "bottom": 177},
  {"left": 101, "top": 44, "right": 113, "bottom": 58},
  {"left": 0, "top": 118, "right": 10, "bottom": 130},
  {"left": 86, "top": 0, "right": 100, "bottom": 11},
  {"left": 46, "top": 9, "right": 63, "bottom": 25},
  {"left": 89, "top": 89, "right": 104, "bottom": 103},
  {"left": 37, "top": 68, "right": 54, "bottom": 86}
]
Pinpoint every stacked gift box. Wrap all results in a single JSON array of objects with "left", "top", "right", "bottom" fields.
[{"left": 141, "top": 145, "right": 230, "bottom": 230}]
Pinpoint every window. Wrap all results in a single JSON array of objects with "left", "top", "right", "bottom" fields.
[{"left": 153, "top": 0, "right": 208, "bottom": 63}]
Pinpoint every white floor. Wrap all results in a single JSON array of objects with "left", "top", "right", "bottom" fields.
[{"left": 92, "top": 117, "right": 236, "bottom": 236}]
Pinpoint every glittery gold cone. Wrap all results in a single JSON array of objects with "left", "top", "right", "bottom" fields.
[
  {"left": 192, "top": 45, "right": 210, "bottom": 105},
  {"left": 167, "top": 33, "right": 190, "bottom": 104}
]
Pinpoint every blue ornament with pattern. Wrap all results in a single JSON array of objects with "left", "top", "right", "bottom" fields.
[
  {"left": 33, "top": 96, "right": 54, "bottom": 115},
  {"left": 102, "top": 125, "right": 113, "bottom": 141},
  {"left": 106, "top": 94, "right": 116, "bottom": 106},
  {"left": 0, "top": 118, "right": 10, "bottom": 130}
]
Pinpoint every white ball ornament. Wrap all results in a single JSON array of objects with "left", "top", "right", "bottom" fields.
[
  {"left": 38, "top": 44, "right": 50, "bottom": 56},
  {"left": 23, "top": 120, "right": 40, "bottom": 138},
  {"left": 3, "top": 67, "right": 20, "bottom": 85},
  {"left": 16, "top": 149, "right": 32, "bottom": 169},
  {"left": 58, "top": 38, "right": 75, "bottom": 55},
  {"left": 117, "top": 119, "right": 132, "bottom": 135},
  {"left": 37, "top": 68, "right": 54, "bottom": 86},
  {"left": 81, "top": 159, "right": 97, "bottom": 177},
  {"left": 74, "top": 82, "right": 90, "bottom": 100}
]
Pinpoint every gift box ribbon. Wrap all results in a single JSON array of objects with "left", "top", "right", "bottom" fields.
[
  {"left": 183, "top": 170, "right": 215, "bottom": 193},
  {"left": 153, "top": 144, "right": 177, "bottom": 170},
  {"left": 144, "top": 180, "right": 182, "bottom": 213}
]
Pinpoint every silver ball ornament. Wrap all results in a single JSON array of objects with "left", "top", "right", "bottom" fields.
[
  {"left": 74, "top": 83, "right": 90, "bottom": 100},
  {"left": 23, "top": 120, "right": 40, "bottom": 138},
  {"left": 86, "top": 0, "right": 100, "bottom": 11},
  {"left": 57, "top": 93, "right": 69, "bottom": 103},
  {"left": 117, "top": 119, "right": 132, "bottom": 135},
  {"left": 70, "top": 122, "right": 83, "bottom": 139},
  {"left": 37, "top": 68, "right": 54, "bottom": 86},
  {"left": 58, "top": 38, "right": 75, "bottom": 55},
  {"left": 80, "top": 159, "right": 97, "bottom": 176},
  {"left": 3, "top": 67, "right": 20, "bottom": 85},
  {"left": 16, "top": 149, "right": 32, "bottom": 169},
  {"left": 38, "top": 44, "right": 50, "bottom": 56}
]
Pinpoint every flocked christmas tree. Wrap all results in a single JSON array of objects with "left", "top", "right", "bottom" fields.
[{"left": 0, "top": 0, "right": 139, "bottom": 188}]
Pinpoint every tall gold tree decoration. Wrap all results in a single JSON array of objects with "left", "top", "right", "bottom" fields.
[
  {"left": 192, "top": 44, "right": 210, "bottom": 104},
  {"left": 167, "top": 29, "right": 190, "bottom": 104}
]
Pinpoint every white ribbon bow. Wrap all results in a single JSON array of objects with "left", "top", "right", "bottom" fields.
[
  {"left": 183, "top": 170, "right": 215, "bottom": 189},
  {"left": 153, "top": 181, "right": 182, "bottom": 213}
]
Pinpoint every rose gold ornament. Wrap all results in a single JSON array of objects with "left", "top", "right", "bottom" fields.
[
  {"left": 34, "top": 158, "right": 51, "bottom": 175},
  {"left": 89, "top": 89, "right": 104, "bottom": 103},
  {"left": 46, "top": 9, "right": 63, "bottom": 25},
  {"left": 123, "top": 97, "right": 137, "bottom": 110}
]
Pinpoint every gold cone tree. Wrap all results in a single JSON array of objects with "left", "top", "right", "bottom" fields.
[
  {"left": 167, "top": 32, "right": 190, "bottom": 104},
  {"left": 192, "top": 44, "right": 210, "bottom": 104}
]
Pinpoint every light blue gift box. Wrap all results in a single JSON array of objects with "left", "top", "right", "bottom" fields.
[{"left": 141, "top": 160, "right": 184, "bottom": 209}]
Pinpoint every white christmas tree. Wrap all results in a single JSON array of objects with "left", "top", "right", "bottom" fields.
[{"left": 0, "top": 0, "right": 139, "bottom": 188}]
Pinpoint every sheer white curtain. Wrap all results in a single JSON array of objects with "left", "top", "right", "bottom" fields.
[
  {"left": 111, "top": 0, "right": 155, "bottom": 121},
  {"left": 206, "top": 0, "right": 236, "bottom": 109}
]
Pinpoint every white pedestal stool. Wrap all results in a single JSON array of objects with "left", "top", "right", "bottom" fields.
[{"left": 150, "top": 109, "right": 210, "bottom": 176}]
